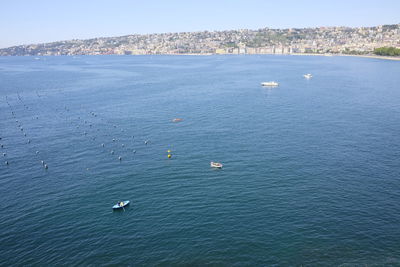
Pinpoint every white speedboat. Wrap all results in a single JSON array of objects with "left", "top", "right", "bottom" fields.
[
  {"left": 303, "top": 73, "right": 312, "bottom": 79},
  {"left": 210, "top": 162, "right": 223, "bottom": 168},
  {"left": 113, "top": 200, "right": 130, "bottom": 210},
  {"left": 261, "top": 81, "right": 279, "bottom": 87}
]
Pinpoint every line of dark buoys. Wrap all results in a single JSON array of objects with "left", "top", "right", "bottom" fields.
[
  {"left": 4, "top": 89, "right": 147, "bottom": 172},
  {"left": 33, "top": 92, "right": 98, "bottom": 170},
  {"left": 4, "top": 93, "right": 50, "bottom": 170}
]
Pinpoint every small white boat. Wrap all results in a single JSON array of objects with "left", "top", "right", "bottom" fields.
[
  {"left": 261, "top": 81, "right": 279, "bottom": 87},
  {"left": 210, "top": 162, "right": 223, "bottom": 168},
  {"left": 113, "top": 200, "right": 130, "bottom": 210},
  {"left": 303, "top": 73, "right": 312, "bottom": 79}
]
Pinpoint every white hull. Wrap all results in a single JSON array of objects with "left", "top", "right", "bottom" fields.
[
  {"left": 210, "top": 162, "right": 223, "bottom": 168},
  {"left": 261, "top": 81, "right": 279, "bottom": 87},
  {"left": 113, "top": 200, "right": 130, "bottom": 209}
]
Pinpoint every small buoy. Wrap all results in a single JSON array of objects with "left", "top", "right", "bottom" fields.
[
  {"left": 44, "top": 164, "right": 48, "bottom": 169},
  {"left": 112, "top": 139, "right": 116, "bottom": 142},
  {"left": 168, "top": 154, "right": 172, "bottom": 159},
  {"left": 41, "top": 160, "right": 45, "bottom": 165},
  {"left": 28, "top": 139, "right": 31, "bottom": 143},
  {"left": 121, "top": 144, "right": 124, "bottom": 147},
  {"left": 145, "top": 140, "right": 148, "bottom": 145},
  {"left": 2, "top": 153, "right": 6, "bottom": 156},
  {"left": 0, "top": 144, "right": 3, "bottom": 148},
  {"left": 24, "top": 133, "right": 27, "bottom": 136},
  {"left": 101, "top": 143, "right": 105, "bottom": 147},
  {"left": 36, "top": 151, "right": 39, "bottom": 154},
  {"left": 111, "top": 150, "right": 114, "bottom": 155},
  {"left": 118, "top": 156, "right": 122, "bottom": 161},
  {"left": 133, "top": 150, "right": 136, "bottom": 153},
  {"left": 5, "top": 161, "right": 9, "bottom": 165},
  {"left": 167, "top": 150, "right": 171, "bottom": 153}
]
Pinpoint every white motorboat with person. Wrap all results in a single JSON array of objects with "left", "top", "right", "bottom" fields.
[
  {"left": 113, "top": 200, "right": 130, "bottom": 210},
  {"left": 210, "top": 162, "right": 223, "bottom": 168},
  {"left": 261, "top": 81, "right": 279, "bottom": 87},
  {"left": 303, "top": 73, "right": 313, "bottom": 79}
]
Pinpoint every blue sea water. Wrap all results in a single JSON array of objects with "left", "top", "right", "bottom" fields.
[{"left": 0, "top": 55, "right": 399, "bottom": 266}]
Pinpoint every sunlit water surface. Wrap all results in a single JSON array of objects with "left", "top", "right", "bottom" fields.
[{"left": 0, "top": 55, "right": 399, "bottom": 265}]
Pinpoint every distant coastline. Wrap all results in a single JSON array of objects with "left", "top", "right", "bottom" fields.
[
  {"left": 1, "top": 23, "right": 399, "bottom": 57},
  {"left": 180, "top": 53, "right": 400, "bottom": 61},
  {"left": 289, "top": 53, "right": 400, "bottom": 61},
  {"left": 339, "top": 54, "right": 400, "bottom": 61},
  {"left": 5, "top": 52, "right": 400, "bottom": 61}
]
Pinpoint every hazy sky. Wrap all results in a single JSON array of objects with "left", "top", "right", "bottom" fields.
[{"left": 1, "top": 0, "right": 399, "bottom": 48}]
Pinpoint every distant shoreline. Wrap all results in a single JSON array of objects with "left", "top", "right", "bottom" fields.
[
  {"left": 2, "top": 53, "right": 400, "bottom": 61},
  {"left": 339, "top": 54, "right": 400, "bottom": 61},
  {"left": 162, "top": 53, "right": 400, "bottom": 61},
  {"left": 287, "top": 53, "right": 400, "bottom": 61}
]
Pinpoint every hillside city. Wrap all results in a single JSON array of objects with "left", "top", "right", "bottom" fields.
[{"left": 1, "top": 24, "right": 399, "bottom": 56}]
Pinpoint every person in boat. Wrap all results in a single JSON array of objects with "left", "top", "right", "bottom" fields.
[{"left": 119, "top": 202, "right": 123, "bottom": 207}]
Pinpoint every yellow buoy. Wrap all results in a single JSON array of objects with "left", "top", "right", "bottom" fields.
[
  {"left": 167, "top": 154, "right": 172, "bottom": 158},
  {"left": 167, "top": 150, "right": 171, "bottom": 153}
]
